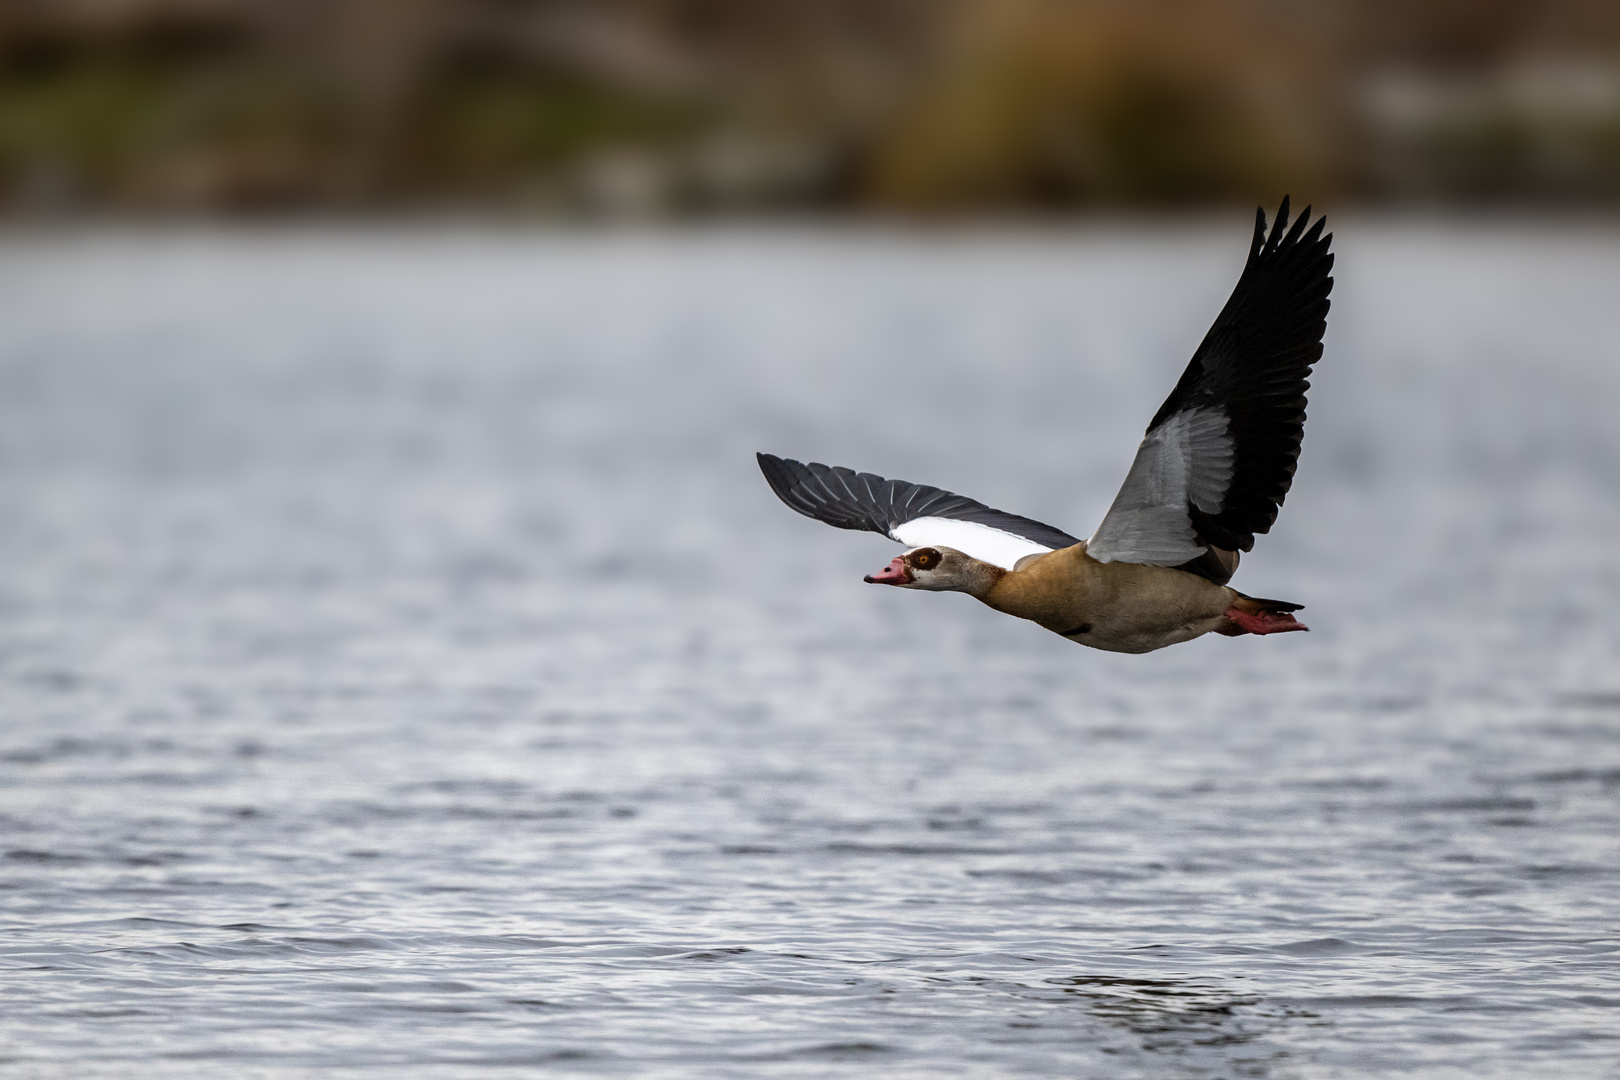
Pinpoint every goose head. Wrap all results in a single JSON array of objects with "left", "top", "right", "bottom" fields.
[{"left": 864, "top": 546, "right": 1003, "bottom": 597}]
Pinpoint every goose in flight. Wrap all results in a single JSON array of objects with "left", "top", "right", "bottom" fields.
[{"left": 757, "top": 198, "right": 1332, "bottom": 654}]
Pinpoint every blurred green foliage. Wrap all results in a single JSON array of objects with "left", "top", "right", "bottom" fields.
[{"left": 0, "top": 0, "right": 1615, "bottom": 214}]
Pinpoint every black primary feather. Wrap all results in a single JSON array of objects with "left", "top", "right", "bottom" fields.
[
  {"left": 1149, "top": 196, "right": 1334, "bottom": 554},
  {"left": 757, "top": 453, "right": 1082, "bottom": 551}
]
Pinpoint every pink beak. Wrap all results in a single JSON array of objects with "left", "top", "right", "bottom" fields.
[{"left": 864, "top": 557, "right": 913, "bottom": 585}]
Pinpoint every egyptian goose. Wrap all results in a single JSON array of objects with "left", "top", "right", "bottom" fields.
[{"left": 758, "top": 198, "right": 1333, "bottom": 654}]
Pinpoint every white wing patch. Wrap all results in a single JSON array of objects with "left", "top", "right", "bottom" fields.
[
  {"left": 891, "top": 517, "right": 1059, "bottom": 571},
  {"left": 1086, "top": 407, "right": 1234, "bottom": 566}
]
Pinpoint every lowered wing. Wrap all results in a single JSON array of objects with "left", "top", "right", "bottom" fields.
[
  {"left": 757, "top": 453, "right": 1081, "bottom": 571},
  {"left": 1086, "top": 197, "right": 1333, "bottom": 584}
]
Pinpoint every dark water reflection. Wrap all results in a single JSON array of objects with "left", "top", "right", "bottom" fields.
[{"left": 0, "top": 224, "right": 1617, "bottom": 1077}]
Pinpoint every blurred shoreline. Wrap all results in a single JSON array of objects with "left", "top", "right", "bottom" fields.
[
  {"left": 0, "top": 0, "right": 1617, "bottom": 219},
  {"left": 5, "top": 205, "right": 1620, "bottom": 239}
]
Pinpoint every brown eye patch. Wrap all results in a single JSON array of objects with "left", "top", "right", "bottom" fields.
[{"left": 909, "top": 548, "right": 940, "bottom": 569}]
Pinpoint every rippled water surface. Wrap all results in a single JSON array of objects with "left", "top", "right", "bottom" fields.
[{"left": 1, "top": 223, "right": 1618, "bottom": 1078}]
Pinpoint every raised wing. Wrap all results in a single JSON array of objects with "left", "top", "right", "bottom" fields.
[
  {"left": 757, "top": 453, "right": 1081, "bottom": 571},
  {"left": 1087, "top": 197, "right": 1333, "bottom": 584}
]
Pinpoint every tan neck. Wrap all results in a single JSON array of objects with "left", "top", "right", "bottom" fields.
[{"left": 953, "top": 559, "right": 1006, "bottom": 599}]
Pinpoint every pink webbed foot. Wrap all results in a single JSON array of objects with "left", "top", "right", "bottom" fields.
[{"left": 1218, "top": 606, "right": 1309, "bottom": 636}]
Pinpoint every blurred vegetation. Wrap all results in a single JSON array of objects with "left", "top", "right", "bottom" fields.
[
  {"left": 0, "top": 0, "right": 1616, "bottom": 215},
  {"left": 865, "top": 1, "right": 1340, "bottom": 208}
]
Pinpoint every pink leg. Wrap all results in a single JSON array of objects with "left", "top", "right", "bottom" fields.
[{"left": 1221, "top": 606, "right": 1309, "bottom": 636}]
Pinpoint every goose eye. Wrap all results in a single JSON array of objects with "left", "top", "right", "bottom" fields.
[{"left": 912, "top": 549, "right": 938, "bottom": 569}]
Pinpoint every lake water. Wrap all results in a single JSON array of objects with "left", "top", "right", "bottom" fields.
[{"left": 0, "top": 220, "right": 1617, "bottom": 1078}]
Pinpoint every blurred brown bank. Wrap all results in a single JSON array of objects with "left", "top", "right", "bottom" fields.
[{"left": 0, "top": 0, "right": 1616, "bottom": 216}]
